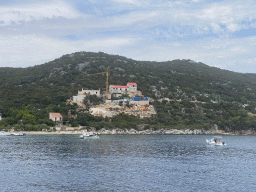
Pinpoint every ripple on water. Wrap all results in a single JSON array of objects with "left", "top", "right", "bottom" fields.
[{"left": 1, "top": 134, "right": 256, "bottom": 191}]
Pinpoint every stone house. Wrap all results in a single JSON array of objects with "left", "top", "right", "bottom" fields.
[
  {"left": 73, "top": 88, "right": 101, "bottom": 102},
  {"left": 49, "top": 112, "right": 63, "bottom": 122},
  {"left": 109, "top": 82, "right": 137, "bottom": 97},
  {"left": 127, "top": 82, "right": 137, "bottom": 92}
]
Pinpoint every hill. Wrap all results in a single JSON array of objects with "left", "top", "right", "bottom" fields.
[{"left": 1, "top": 51, "right": 256, "bottom": 131}]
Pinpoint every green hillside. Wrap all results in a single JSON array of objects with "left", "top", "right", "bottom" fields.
[{"left": 1, "top": 51, "right": 256, "bottom": 131}]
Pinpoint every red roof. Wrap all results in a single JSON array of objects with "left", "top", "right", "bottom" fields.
[
  {"left": 115, "top": 85, "right": 129, "bottom": 88},
  {"left": 50, "top": 113, "right": 62, "bottom": 117},
  {"left": 128, "top": 82, "right": 137, "bottom": 86}
]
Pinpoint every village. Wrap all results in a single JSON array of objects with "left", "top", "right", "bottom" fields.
[
  {"left": 47, "top": 81, "right": 156, "bottom": 129},
  {"left": 70, "top": 82, "right": 156, "bottom": 118}
]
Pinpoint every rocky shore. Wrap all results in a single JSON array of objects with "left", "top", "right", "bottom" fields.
[
  {"left": 98, "top": 128, "right": 226, "bottom": 135},
  {"left": 23, "top": 127, "right": 255, "bottom": 135}
]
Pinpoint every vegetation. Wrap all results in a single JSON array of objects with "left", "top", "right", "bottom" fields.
[
  {"left": 1, "top": 51, "right": 256, "bottom": 131},
  {"left": 83, "top": 94, "right": 103, "bottom": 110}
]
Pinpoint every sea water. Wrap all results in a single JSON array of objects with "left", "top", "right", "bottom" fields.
[{"left": 1, "top": 134, "right": 256, "bottom": 191}]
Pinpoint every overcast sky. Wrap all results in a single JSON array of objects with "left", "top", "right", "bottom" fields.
[{"left": 1, "top": 0, "right": 256, "bottom": 73}]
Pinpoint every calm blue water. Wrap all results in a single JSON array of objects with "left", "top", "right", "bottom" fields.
[{"left": 1, "top": 134, "right": 256, "bottom": 191}]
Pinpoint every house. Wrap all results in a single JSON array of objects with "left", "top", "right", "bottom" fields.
[
  {"left": 127, "top": 82, "right": 137, "bottom": 92},
  {"left": 109, "top": 82, "right": 137, "bottom": 97},
  {"left": 73, "top": 88, "right": 100, "bottom": 102},
  {"left": 0, "top": 113, "right": 2, "bottom": 121},
  {"left": 49, "top": 112, "right": 63, "bottom": 122},
  {"left": 109, "top": 85, "right": 129, "bottom": 94}
]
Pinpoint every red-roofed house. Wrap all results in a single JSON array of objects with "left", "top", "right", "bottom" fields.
[
  {"left": 109, "top": 85, "right": 128, "bottom": 96},
  {"left": 115, "top": 85, "right": 129, "bottom": 90},
  {"left": 127, "top": 82, "right": 137, "bottom": 92},
  {"left": 109, "top": 82, "right": 138, "bottom": 98},
  {"left": 49, "top": 112, "right": 63, "bottom": 122}
]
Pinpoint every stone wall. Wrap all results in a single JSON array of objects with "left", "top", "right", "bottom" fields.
[
  {"left": 78, "top": 89, "right": 100, "bottom": 96},
  {"left": 129, "top": 100, "right": 149, "bottom": 105}
]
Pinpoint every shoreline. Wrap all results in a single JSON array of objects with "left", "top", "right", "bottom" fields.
[{"left": 22, "top": 128, "right": 256, "bottom": 135}]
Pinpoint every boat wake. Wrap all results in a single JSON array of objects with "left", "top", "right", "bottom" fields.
[{"left": 206, "top": 136, "right": 226, "bottom": 146}]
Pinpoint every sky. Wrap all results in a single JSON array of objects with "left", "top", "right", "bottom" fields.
[{"left": 0, "top": 0, "right": 256, "bottom": 73}]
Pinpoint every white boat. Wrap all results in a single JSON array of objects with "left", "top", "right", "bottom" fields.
[
  {"left": 206, "top": 136, "right": 226, "bottom": 146},
  {"left": 0, "top": 131, "right": 12, "bottom": 136},
  {"left": 11, "top": 132, "right": 26, "bottom": 136},
  {"left": 79, "top": 131, "right": 99, "bottom": 139}
]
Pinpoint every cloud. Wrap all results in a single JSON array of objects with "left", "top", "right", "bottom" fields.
[
  {"left": 88, "top": 37, "right": 137, "bottom": 47},
  {"left": 0, "top": 0, "right": 256, "bottom": 73},
  {"left": 197, "top": 2, "right": 256, "bottom": 33},
  {"left": 173, "top": 43, "right": 182, "bottom": 46},
  {"left": 0, "top": 34, "right": 138, "bottom": 67},
  {"left": 241, "top": 58, "right": 256, "bottom": 64},
  {"left": 0, "top": 1, "right": 81, "bottom": 26},
  {"left": 210, "top": 23, "right": 223, "bottom": 33},
  {"left": 113, "top": 0, "right": 141, "bottom": 5},
  {"left": 229, "top": 46, "right": 247, "bottom": 53},
  {"left": 227, "top": 23, "right": 240, "bottom": 32},
  {"left": 89, "top": 0, "right": 256, "bottom": 38}
]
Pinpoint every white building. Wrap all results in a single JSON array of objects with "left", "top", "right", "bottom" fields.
[
  {"left": 73, "top": 88, "right": 100, "bottom": 102},
  {"left": 109, "top": 82, "right": 137, "bottom": 97},
  {"left": 109, "top": 85, "right": 129, "bottom": 94},
  {"left": 49, "top": 112, "right": 63, "bottom": 122},
  {"left": 127, "top": 82, "right": 137, "bottom": 92},
  {"left": 0, "top": 113, "right": 2, "bottom": 121}
]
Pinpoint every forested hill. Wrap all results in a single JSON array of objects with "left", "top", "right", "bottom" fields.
[{"left": 1, "top": 51, "right": 256, "bottom": 131}]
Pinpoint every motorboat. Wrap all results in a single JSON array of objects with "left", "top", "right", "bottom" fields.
[
  {"left": 206, "top": 136, "right": 226, "bottom": 146},
  {"left": 79, "top": 131, "right": 99, "bottom": 139},
  {"left": 11, "top": 132, "right": 26, "bottom": 136},
  {"left": 0, "top": 131, "right": 12, "bottom": 136}
]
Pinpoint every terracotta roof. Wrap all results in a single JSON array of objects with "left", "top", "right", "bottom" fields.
[
  {"left": 128, "top": 82, "right": 137, "bottom": 86},
  {"left": 115, "top": 85, "right": 129, "bottom": 88},
  {"left": 50, "top": 113, "right": 62, "bottom": 117}
]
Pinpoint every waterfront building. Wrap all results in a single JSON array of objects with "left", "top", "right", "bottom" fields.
[{"left": 49, "top": 112, "right": 63, "bottom": 123}]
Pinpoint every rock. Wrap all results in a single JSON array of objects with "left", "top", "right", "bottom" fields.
[
  {"left": 129, "top": 128, "right": 137, "bottom": 134},
  {"left": 111, "top": 129, "right": 117, "bottom": 134},
  {"left": 137, "top": 124, "right": 150, "bottom": 131}
]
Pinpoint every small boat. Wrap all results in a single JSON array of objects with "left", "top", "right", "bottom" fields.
[
  {"left": 206, "top": 136, "right": 226, "bottom": 146},
  {"left": 11, "top": 132, "right": 26, "bottom": 136},
  {"left": 0, "top": 131, "right": 12, "bottom": 136},
  {"left": 79, "top": 131, "right": 99, "bottom": 139}
]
